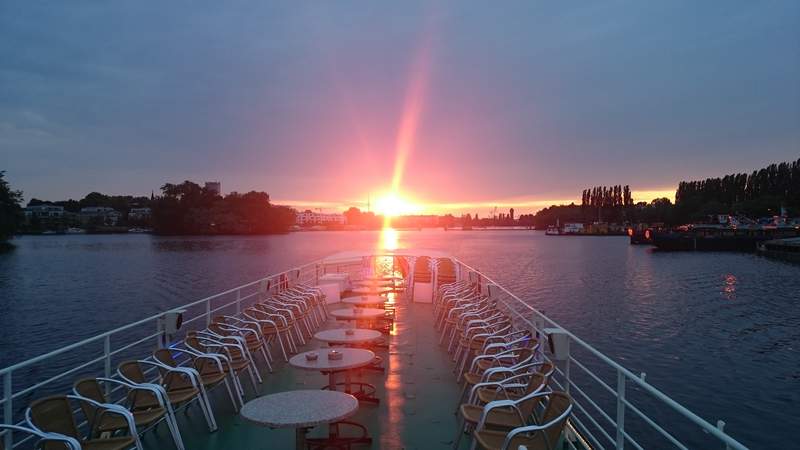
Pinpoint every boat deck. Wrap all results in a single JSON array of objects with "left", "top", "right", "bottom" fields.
[{"left": 156, "top": 297, "right": 466, "bottom": 450}]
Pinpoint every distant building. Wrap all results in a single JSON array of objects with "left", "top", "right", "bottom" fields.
[
  {"left": 80, "top": 206, "right": 121, "bottom": 226},
  {"left": 128, "top": 207, "right": 152, "bottom": 220},
  {"left": 205, "top": 181, "right": 222, "bottom": 196},
  {"left": 24, "top": 205, "right": 65, "bottom": 218},
  {"left": 296, "top": 210, "right": 346, "bottom": 226}
]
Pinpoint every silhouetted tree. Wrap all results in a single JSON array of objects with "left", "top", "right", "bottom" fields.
[{"left": 0, "top": 171, "right": 23, "bottom": 243}]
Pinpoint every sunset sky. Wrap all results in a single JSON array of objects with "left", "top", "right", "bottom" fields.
[{"left": 2, "top": 1, "right": 798, "bottom": 215}]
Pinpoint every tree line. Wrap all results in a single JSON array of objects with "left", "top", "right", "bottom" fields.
[
  {"left": 152, "top": 181, "right": 295, "bottom": 235},
  {"left": 675, "top": 158, "right": 800, "bottom": 220},
  {"left": 581, "top": 185, "right": 634, "bottom": 209},
  {"left": 0, "top": 171, "right": 23, "bottom": 246}
]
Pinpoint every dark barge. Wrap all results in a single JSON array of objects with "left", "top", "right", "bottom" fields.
[{"left": 652, "top": 224, "right": 800, "bottom": 251}]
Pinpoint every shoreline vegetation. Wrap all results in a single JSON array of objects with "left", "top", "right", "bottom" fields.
[{"left": 1, "top": 157, "right": 798, "bottom": 241}]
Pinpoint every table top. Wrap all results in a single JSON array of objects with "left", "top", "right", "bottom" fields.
[
  {"left": 289, "top": 348, "right": 376, "bottom": 371},
  {"left": 241, "top": 390, "right": 358, "bottom": 428},
  {"left": 342, "top": 295, "right": 387, "bottom": 306},
  {"left": 314, "top": 328, "right": 382, "bottom": 344},
  {"left": 330, "top": 308, "right": 386, "bottom": 320}
]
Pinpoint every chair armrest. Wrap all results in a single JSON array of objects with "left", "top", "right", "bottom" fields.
[
  {"left": 501, "top": 398, "right": 572, "bottom": 450},
  {"left": 67, "top": 394, "right": 139, "bottom": 438},
  {"left": 475, "top": 399, "right": 522, "bottom": 431}
]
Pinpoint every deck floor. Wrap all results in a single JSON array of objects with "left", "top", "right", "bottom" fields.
[{"left": 152, "top": 295, "right": 465, "bottom": 450}]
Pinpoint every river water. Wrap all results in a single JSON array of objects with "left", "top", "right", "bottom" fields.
[{"left": 0, "top": 230, "right": 797, "bottom": 448}]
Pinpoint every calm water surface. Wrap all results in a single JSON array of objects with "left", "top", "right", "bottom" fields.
[{"left": 1, "top": 230, "right": 798, "bottom": 448}]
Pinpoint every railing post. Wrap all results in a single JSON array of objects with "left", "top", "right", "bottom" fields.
[
  {"left": 717, "top": 420, "right": 730, "bottom": 450},
  {"left": 156, "top": 316, "right": 165, "bottom": 349},
  {"left": 205, "top": 299, "right": 211, "bottom": 327},
  {"left": 616, "top": 369, "right": 626, "bottom": 449},
  {"left": 104, "top": 335, "right": 112, "bottom": 396},
  {"left": 3, "top": 371, "right": 12, "bottom": 450},
  {"left": 236, "top": 289, "right": 242, "bottom": 315}
]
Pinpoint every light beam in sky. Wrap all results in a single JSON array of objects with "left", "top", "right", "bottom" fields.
[{"left": 390, "top": 22, "right": 434, "bottom": 195}]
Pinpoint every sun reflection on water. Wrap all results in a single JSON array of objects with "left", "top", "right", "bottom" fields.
[{"left": 380, "top": 227, "right": 399, "bottom": 251}]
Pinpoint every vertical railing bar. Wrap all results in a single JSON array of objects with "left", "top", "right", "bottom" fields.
[
  {"left": 616, "top": 369, "right": 626, "bottom": 449},
  {"left": 3, "top": 372, "right": 12, "bottom": 450},
  {"left": 235, "top": 289, "right": 241, "bottom": 315},
  {"left": 103, "top": 335, "right": 111, "bottom": 396},
  {"left": 205, "top": 298, "right": 211, "bottom": 327}
]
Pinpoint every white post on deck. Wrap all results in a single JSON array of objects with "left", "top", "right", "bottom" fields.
[
  {"left": 104, "top": 335, "right": 111, "bottom": 396},
  {"left": 616, "top": 369, "right": 626, "bottom": 449},
  {"left": 3, "top": 372, "right": 11, "bottom": 450},
  {"left": 717, "top": 421, "right": 730, "bottom": 450}
]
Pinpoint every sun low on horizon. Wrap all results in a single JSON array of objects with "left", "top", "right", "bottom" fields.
[{"left": 373, "top": 192, "right": 423, "bottom": 217}]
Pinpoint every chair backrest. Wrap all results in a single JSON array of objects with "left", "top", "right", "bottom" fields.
[
  {"left": 414, "top": 256, "right": 432, "bottom": 282},
  {"left": 185, "top": 332, "right": 206, "bottom": 352},
  {"left": 208, "top": 323, "right": 228, "bottom": 336},
  {"left": 153, "top": 348, "right": 178, "bottom": 368},
  {"left": 537, "top": 361, "right": 555, "bottom": 382},
  {"left": 118, "top": 361, "right": 146, "bottom": 384},
  {"left": 539, "top": 392, "right": 572, "bottom": 450},
  {"left": 437, "top": 258, "right": 457, "bottom": 283},
  {"left": 28, "top": 396, "right": 80, "bottom": 440},
  {"left": 73, "top": 378, "right": 107, "bottom": 427},
  {"left": 517, "top": 373, "right": 547, "bottom": 418}
]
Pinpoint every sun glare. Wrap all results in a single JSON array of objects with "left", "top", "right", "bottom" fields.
[{"left": 374, "top": 193, "right": 418, "bottom": 217}]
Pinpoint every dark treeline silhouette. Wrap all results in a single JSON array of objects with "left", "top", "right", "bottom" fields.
[
  {"left": 343, "top": 207, "right": 383, "bottom": 229},
  {"left": 534, "top": 198, "right": 675, "bottom": 229},
  {"left": 536, "top": 158, "right": 800, "bottom": 228},
  {"left": 675, "top": 158, "right": 800, "bottom": 220},
  {"left": 151, "top": 181, "right": 295, "bottom": 235},
  {"left": 581, "top": 185, "right": 634, "bottom": 209},
  {"left": 28, "top": 192, "right": 152, "bottom": 214},
  {"left": 0, "top": 171, "right": 23, "bottom": 244}
]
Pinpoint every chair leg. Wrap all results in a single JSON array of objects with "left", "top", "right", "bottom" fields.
[
  {"left": 223, "top": 378, "right": 239, "bottom": 412},
  {"left": 197, "top": 384, "right": 219, "bottom": 432},
  {"left": 260, "top": 346, "right": 273, "bottom": 373},
  {"left": 247, "top": 349, "right": 263, "bottom": 383},
  {"left": 275, "top": 333, "right": 289, "bottom": 361},
  {"left": 294, "top": 323, "right": 306, "bottom": 345},
  {"left": 164, "top": 408, "right": 186, "bottom": 450},
  {"left": 246, "top": 365, "right": 259, "bottom": 393}
]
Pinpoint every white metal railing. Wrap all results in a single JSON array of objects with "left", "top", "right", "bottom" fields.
[
  {"left": 454, "top": 259, "right": 748, "bottom": 450},
  {"left": 0, "top": 252, "right": 749, "bottom": 450}
]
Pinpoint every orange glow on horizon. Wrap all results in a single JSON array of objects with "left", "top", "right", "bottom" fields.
[{"left": 374, "top": 192, "right": 422, "bottom": 217}]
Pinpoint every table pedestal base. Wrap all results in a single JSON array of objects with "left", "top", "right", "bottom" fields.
[
  {"left": 323, "top": 382, "right": 380, "bottom": 404},
  {"left": 306, "top": 420, "right": 372, "bottom": 450}
]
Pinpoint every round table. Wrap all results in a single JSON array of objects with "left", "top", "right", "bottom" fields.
[
  {"left": 240, "top": 390, "right": 358, "bottom": 450},
  {"left": 314, "top": 328, "right": 382, "bottom": 345},
  {"left": 343, "top": 296, "right": 387, "bottom": 307},
  {"left": 330, "top": 308, "right": 386, "bottom": 321},
  {"left": 290, "top": 348, "right": 379, "bottom": 404}
]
